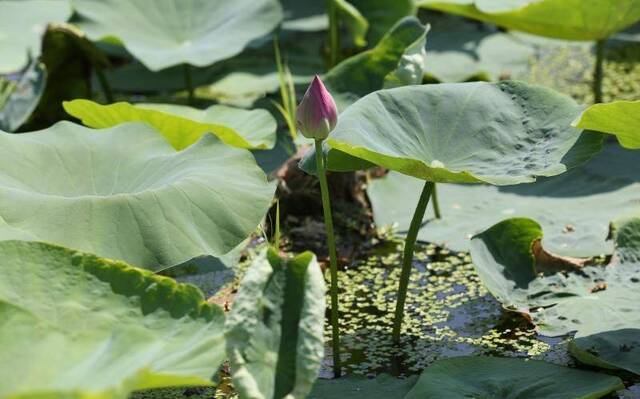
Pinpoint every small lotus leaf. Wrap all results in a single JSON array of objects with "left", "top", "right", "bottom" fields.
[
  {"left": 225, "top": 248, "right": 325, "bottom": 399},
  {"left": 470, "top": 216, "right": 640, "bottom": 343}
]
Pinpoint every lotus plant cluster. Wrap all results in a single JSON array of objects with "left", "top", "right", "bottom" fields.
[{"left": 1, "top": 1, "right": 640, "bottom": 399}]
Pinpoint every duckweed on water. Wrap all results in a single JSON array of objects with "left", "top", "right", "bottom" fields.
[
  {"left": 529, "top": 42, "right": 640, "bottom": 104},
  {"left": 322, "top": 239, "right": 572, "bottom": 377}
]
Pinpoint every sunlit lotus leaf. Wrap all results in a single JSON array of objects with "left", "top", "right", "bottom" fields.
[
  {"left": 0, "top": 121, "right": 276, "bottom": 270},
  {"left": 64, "top": 100, "right": 276, "bottom": 150},
  {"left": 573, "top": 100, "right": 640, "bottom": 149},
  {"left": 305, "top": 81, "right": 600, "bottom": 185},
  {"left": 418, "top": 0, "right": 640, "bottom": 41},
  {"left": 0, "top": 240, "right": 225, "bottom": 399},
  {"left": 226, "top": 248, "right": 325, "bottom": 399},
  {"left": 405, "top": 356, "right": 623, "bottom": 399},
  {"left": 73, "top": 0, "right": 283, "bottom": 71},
  {"left": 0, "top": 0, "right": 71, "bottom": 73}
]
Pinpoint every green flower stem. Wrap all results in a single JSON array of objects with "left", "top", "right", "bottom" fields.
[
  {"left": 183, "top": 63, "right": 195, "bottom": 105},
  {"left": 392, "top": 181, "right": 434, "bottom": 344},
  {"left": 94, "top": 66, "right": 114, "bottom": 103},
  {"left": 314, "top": 139, "right": 342, "bottom": 377},
  {"left": 432, "top": 183, "right": 442, "bottom": 219},
  {"left": 593, "top": 39, "right": 605, "bottom": 104},
  {"left": 326, "top": 0, "right": 339, "bottom": 67}
]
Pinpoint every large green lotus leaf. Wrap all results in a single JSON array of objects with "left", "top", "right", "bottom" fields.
[
  {"left": 64, "top": 100, "right": 276, "bottom": 150},
  {"left": 569, "top": 329, "right": 640, "bottom": 375},
  {"left": 366, "top": 142, "right": 640, "bottom": 257},
  {"left": 0, "top": 121, "right": 276, "bottom": 270},
  {"left": 73, "top": 0, "right": 283, "bottom": 71},
  {"left": 0, "top": 62, "right": 46, "bottom": 132},
  {"left": 470, "top": 216, "right": 640, "bottom": 337},
  {"left": 225, "top": 248, "right": 325, "bottom": 399},
  {"left": 418, "top": 0, "right": 640, "bottom": 41},
  {"left": 308, "top": 375, "right": 418, "bottom": 399},
  {"left": 0, "top": 240, "right": 225, "bottom": 399},
  {"left": 316, "top": 81, "right": 599, "bottom": 185},
  {"left": 405, "top": 356, "right": 624, "bottom": 399},
  {"left": 573, "top": 101, "right": 640, "bottom": 149},
  {"left": 0, "top": 0, "right": 71, "bottom": 73}
]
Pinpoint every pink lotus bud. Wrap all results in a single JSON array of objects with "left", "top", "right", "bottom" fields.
[{"left": 296, "top": 75, "right": 338, "bottom": 140}]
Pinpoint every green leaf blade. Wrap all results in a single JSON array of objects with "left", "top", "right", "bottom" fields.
[
  {"left": 73, "top": 0, "right": 284, "bottom": 71},
  {"left": 0, "top": 240, "right": 225, "bottom": 399},
  {"left": 469, "top": 216, "right": 640, "bottom": 374},
  {"left": 225, "top": 249, "right": 325, "bottom": 399},
  {"left": 406, "top": 356, "right": 624, "bottom": 399},
  {"left": 64, "top": 99, "right": 277, "bottom": 150},
  {"left": 418, "top": 0, "right": 640, "bottom": 41},
  {"left": 324, "top": 81, "right": 597, "bottom": 185},
  {"left": 573, "top": 101, "right": 640, "bottom": 149},
  {"left": 0, "top": 121, "right": 276, "bottom": 269}
]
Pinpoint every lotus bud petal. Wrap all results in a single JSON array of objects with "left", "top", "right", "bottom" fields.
[{"left": 296, "top": 75, "right": 338, "bottom": 140}]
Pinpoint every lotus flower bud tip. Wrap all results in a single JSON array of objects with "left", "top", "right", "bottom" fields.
[{"left": 296, "top": 75, "right": 338, "bottom": 140}]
